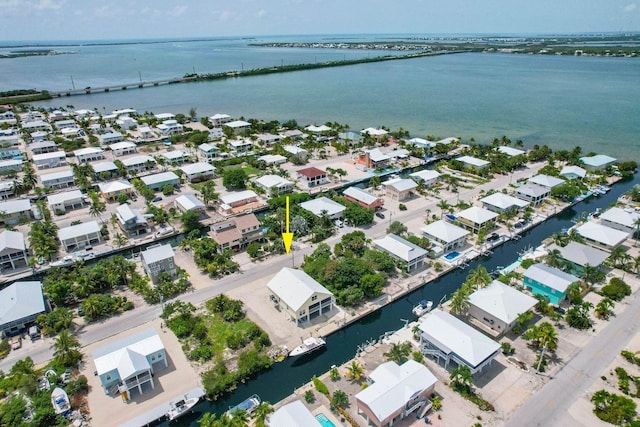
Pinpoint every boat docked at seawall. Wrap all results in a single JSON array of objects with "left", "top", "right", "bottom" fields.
[
  {"left": 51, "top": 387, "right": 70, "bottom": 415},
  {"left": 288, "top": 337, "right": 326, "bottom": 357},
  {"left": 412, "top": 300, "right": 433, "bottom": 317},
  {"left": 167, "top": 395, "right": 200, "bottom": 421},
  {"left": 228, "top": 394, "right": 261, "bottom": 416}
]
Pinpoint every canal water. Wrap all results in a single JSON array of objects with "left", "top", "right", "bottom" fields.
[{"left": 166, "top": 174, "right": 638, "bottom": 426}]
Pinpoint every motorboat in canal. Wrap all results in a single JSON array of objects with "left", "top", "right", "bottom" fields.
[
  {"left": 228, "top": 394, "right": 261, "bottom": 416},
  {"left": 167, "top": 395, "right": 200, "bottom": 421},
  {"left": 412, "top": 300, "right": 433, "bottom": 317},
  {"left": 51, "top": 387, "right": 70, "bottom": 415},
  {"left": 288, "top": 337, "right": 326, "bottom": 357}
]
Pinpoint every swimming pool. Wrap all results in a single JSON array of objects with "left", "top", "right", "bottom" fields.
[
  {"left": 444, "top": 251, "right": 461, "bottom": 261},
  {"left": 316, "top": 413, "right": 337, "bottom": 427}
]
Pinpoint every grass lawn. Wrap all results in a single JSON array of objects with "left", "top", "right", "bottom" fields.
[
  {"left": 223, "top": 165, "right": 262, "bottom": 177},
  {"left": 206, "top": 316, "right": 257, "bottom": 355}
]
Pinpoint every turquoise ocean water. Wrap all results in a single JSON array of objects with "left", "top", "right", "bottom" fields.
[{"left": 4, "top": 35, "right": 639, "bottom": 159}]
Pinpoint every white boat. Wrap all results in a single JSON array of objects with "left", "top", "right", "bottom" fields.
[
  {"left": 412, "top": 300, "right": 433, "bottom": 317},
  {"left": 51, "top": 387, "right": 70, "bottom": 415},
  {"left": 228, "top": 394, "right": 261, "bottom": 416},
  {"left": 167, "top": 395, "right": 200, "bottom": 421},
  {"left": 50, "top": 256, "right": 74, "bottom": 267},
  {"left": 288, "top": 337, "right": 326, "bottom": 357}
]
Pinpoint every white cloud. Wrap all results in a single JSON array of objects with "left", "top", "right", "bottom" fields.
[{"left": 624, "top": 3, "right": 637, "bottom": 12}]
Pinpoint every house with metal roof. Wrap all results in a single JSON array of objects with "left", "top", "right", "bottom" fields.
[
  {"left": 418, "top": 309, "right": 500, "bottom": 374},
  {"left": 198, "top": 143, "right": 219, "bottom": 161},
  {"left": 140, "top": 171, "right": 180, "bottom": 191},
  {"left": 343, "top": 186, "right": 383, "bottom": 210},
  {"left": 527, "top": 174, "right": 565, "bottom": 189},
  {"left": 0, "top": 181, "right": 13, "bottom": 200},
  {"left": 40, "top": 169, "right": 75, "bottom": 189},
  {"left": 30, "top": 140, "right": 58, "bottom": 155},
  {"left": 456, "top": 206, "right": 499, "bottom": 233},
  {"left": 421, "top": 220, "right": 469, "bottom": 253},
  {"left": 209, "top": 213, "right": 262, "bottom": 253},
  {"left": 116, "top": 204, "right": 150, "bottom": 237},
  {"left": 100, "top": 132, "right": 124, "bottom": 145},
  {"left": 410, "top": 169, "right": 441, "bottom": 187},
  {"left": 284, "top": 145, "right": 309, "bottom": 161},
  {"left": 47, "top": 189, "right": 85, "bottom": 213},
  {"left": 575, "top": 221, "right": 629, "bottom": 252},
  {"left": 266, "top": 268, "right": 335, "bottom": 324},
  {"left": 468, "top": 280, "right": 537, "bottom": 334},
  {"left": 267, "top": 400, "right": 318, "bottom": 427},
  {"left": 382, "top": 178, "right": 417, "bottom": 201},
  {"left": 174, "top": 194, "right": 206, "bottom": 214},
  {"left": 257, "top": 154, "right": 287, "bottom": 166},
  {"left": 141, "top": 244, "right": 177, "bottom": 285},
  {"left": 372, "top": 234, "right": 428, "bottom": 272},
  {"left": 209, "top": 113, "right": 231, "bottom": 126},
  {"left": 0, "top": 159, "right": 23, "bottom": 174},
  {"left": 92, "top": 328, "right": 167, "bottom": 399},
  {"left": 546, "top": 241, "right": 609, "bottom": 276},
  {"left": 255, "top": 175, "right": 294, "bottom": 195},
  {"left": 514, "top": 183, "right": 550, "bottom": 206},
  {"left": 98, "top": 180, "right": 134, "bottom": 201},
  {"left": 180, "top": 162, "right": 216, "bottom": 183},
  {"left": 33, "top": 150, "right": 67, "bottom": 169},
  {"left": 599, "top": 207, "right": 640, "bottom": 234},
  {"left": 224, "top": 120, "right": 251, "bottom": 134},
  {"left": 580, "top": 154, "right": 617, "bottom": 171},
  {"left": 480, "top": 192, "right": 529, "bottom": 214},
  {"left": 93, "top": 161, "right": 119, "bottom": 180},
  {"left": 218, "top": 190, "right": 260, "bottom": 215},
  {"left": 300, "top": 197, "right": 346, "bottom": 220},
  {"left": 356, "top": 148, "right": 390, "bottom": 169},
  {"left": 456, "top": 155, "right": 490, "bottom": 170},
  {"left": 59, "top": 220, "right": 103, "bottom": 252},
  {"left": 109, "top": 141, "right": 137, "bottom": 157},
  {"left": 122, "top": 155, "right": 156, "bottom": 174},
  {"left": 0, "top": 199, "right": 31, "bottom": 225},
  {"left": 161, "top": 150, "right": 187, "bottom": 165},
  {"left": 523, "top": 263, "right": 580, "bottom": 305},
  {"left": 560, "top": 165, "right": 587, "bottom": 180},
  {"left": 296, "top": 166, "right": 326, "bottom": 187},
  {"left": 497, "top": 146, "right": 526, "bottom": 157},
  {"left": 355, "top": 360, "right": 437, "bottom": 427},
  {"left": 0, "top": 281, "right": 47, "bottom": 336},
  {"left": 156, "top": 119, "right": 183, "bottom": 136},
  {"left": 0, "top": 230, "right": 28, "bottom": 271},
  {"left": 73, "top": 147, "right": 105, "bottom": 163},
  {"left": 305, "top": 124, "right": 331, "bottom": 133}
]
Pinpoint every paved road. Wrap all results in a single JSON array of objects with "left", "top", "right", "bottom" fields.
[
  {"left": 0, "top": 162, "right": 544, "bottom": 373},
  {"left": 505, "top": 289, "right": 640, "bottom": 427}
]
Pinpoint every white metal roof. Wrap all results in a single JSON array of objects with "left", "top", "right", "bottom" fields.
[
  {"left": 283, "top": 145, "right": 307, "bottom": 155},
  {"left": 161, "top": 150, "right": 186, "bottom": 160},
  {"left": 365, "top": 148, "right": 390, "bottom": 162},
  {"left": 122, "top": 155, "right": 155, "bottom": 166},
  {"left": 300, "top": 197, "right": 346, "bottom": 217},
  {"left": 480, "top": 193, "right": 529, "bottom": 210},
  {"left": 109, "top": 141, "right": 137, "bottom": 151},
  {"left": 266, "top": 268, "right": 333, "bottom": 311},
  {"left": 228, "top": 139, "right": 252, "bottom": 148},
  {"left": 373, "top": 234, "right": 427, "bottom": 263},
  {"left": 58, "top": 221, "right": 101, "bottom": 241},
  {"left": 268, "top": 400, "right": 318, "bottom": 427},
  {"left": 457, "top": 155, "right": 490, "bottom": 167},
  {"left": 528, "top": 174, "right": 564, "bottom": 188},
  {"left": 576, "top": 221, "right": 629, "bottom": 247},
  {"left": 599, "top": 207, "right": 640, "bottom": 229},
  {"left": 457, "top": 206, "right": 499, "bottom": 224},
  {"left": 421, "top": 220, "right": 470, "bottom": 243},
  {"left": 497, "top": 146, "right": 526, "bottom": 157},
  {"left": 0, "top": 230, "right": 25, "bottom": 253},
  {"left": 256, "top": 175, "right": 293, "bottom": 189},
  {"left": 140, "top": 171, "right": 179, "bottom": 186},
  {"left": 93, "top": 328, "right": 164, "bottom": 380},
  {"left": 258, "top": 154, "right": 287, "bottom": 164},
  {"left": 468, "top": 280, "right": 537, "bottom": 324},
  {"left": 141, "top": 244, "right": 175, "bottom": 264},
  {"left": 0, "top": 281, "right": 46, "bottom": 327},
  {"left": 343, "top": 186, "right": 379, "bottom": 205},
  {"left": 47, "top": 189, "right": 83, "bottom": 206},
  {"left": 547, "top": 242, "right": 609, "bottom": 268},
  {"left": 418, "top": 309, "right": 500, "bottom": 368},
  {"left": 154, "top": 113, "right": 175, "bottom": 120},
  {"left": 116, "top": 203, "right": 138, "bottom": 223},
  {"left": 560, "top": 165, "right": 587, "bottom": 178},
  {"left": 40, "top": 169, "right": 74, "bottom": 181},
  {"left": 0, "top": 198, "right": 30, "bottom": 214},
  {"left": 580, "top": 154, "right": 617, "bottom": 167},
  {"left": 515, "top": 183, "right": 549, "bottom": 198},
  {"left": 383, "top": 178, "right": 417, "bottom": 192},
  {"left": 93, "top": 161, "right": 118, "bottom": 173},
  {"left": 225, "top": 120, "right": 251, "bottom": 128},
  {"left": 410, "top": 169, "right": 441, "bottom": 182},
  {"left": 180, "top": 162, "right": 215, "bottom": 175},
  {"left": 210, "top": 113, "right": 231, "bottom": 121},
  {"left": 219, "top": 190, "right": 258, "bottom": 205},
  {"left": 304, "top": 124, "right": 331, "bottom": 132},
  {"left": 175, "top": 194, "right": 205, "bottom": 211},
  {"left": 33, "top": 150, "right": 66, "bottom": 161},
  {"left": 361, "top": 127, "right": 389, "bottom": 136},
  {"left": 198, "top": 143, "right": 218, "bottom": 153},
  {"left": 355, "top": 360, "right": 437, "bottom": 423},
  {"left": 98, "top": 180, "right": 132, "bottom": 193},
  {"left": 524, "top": 263, "right": 579, "bottom": 293},
  {"left": 73, "top": 147, "right": 104, "bottom": 157}
]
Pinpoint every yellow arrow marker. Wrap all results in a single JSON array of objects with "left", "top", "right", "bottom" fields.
[{"left": 282, "top": 196, "right": 294, "bottom": 254}]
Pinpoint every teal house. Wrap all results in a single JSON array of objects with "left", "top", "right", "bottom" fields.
[{"left": 523, "top": 263, "right": 580, "bottom": 305}]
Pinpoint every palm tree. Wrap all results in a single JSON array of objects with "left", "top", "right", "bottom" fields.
[
  {"left": 594, "top": 298, "right": 615, "bottom": 319},
  {"left": 198, "top": 412, "right": 218, "bottom": 427},
  {"left": 550, "top": 232, "right": 570, "bottom": 247},
  {"left": 383, "top": 342, "right": 412, "bottom": 364},
  {"left": 634, "top": 218, "right": 640, "bottom": 247},
  {"left": 330, "top": 390, "right": 349, "bottom": 410},
  {"left": 566, "top": 282, "right": 583, "bottom": 304},
  {"left": 369, "top": 175, "right": 381, "bottom": 190},
  {"left": 449, "top": 287, "right": 471, "bottom": 315},
  {"left": 437, "top": 200, "right": 451, "bottom": 219},
  {"left": 200, "top": 181, "right": 218, "bottom": 208},
  {"left": 89, "top": 198, "right": 106, "bottom": 223},
  {"left": 113, "top": 233, "right": 128, "bottom": 248},
  {"left": 545, "top": 249, "right": 566, "bottom": 270},
  {"left": 567, "top": 229, "right": 585, "bottom": 244},
  {"left": 52, "top": 330, "right": 82, "bottom": 368},
  {"left": 582, "top": 264, "right": 604, "bottom": 289},
  {"left": 252, "top": 402, "right": 274, "bottom": 427},
  {"left": 465, "top": 266, "right": 492, "bottom": 289},
  {"left": 345, "top": 360, "right": 364, "bottom": 382},
  {"left": 449, "top": 365, "right": 473, "bottom": 392},
  {"left": 228, "top": 409, "right": 249, "bottom": 426},
  {"left": 591, "top": 390, "right": 612, "bottom": 411}
]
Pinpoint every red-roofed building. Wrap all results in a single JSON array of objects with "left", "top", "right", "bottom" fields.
[{"left": 297, "top": 167, "right": 328, "bottom": 188}]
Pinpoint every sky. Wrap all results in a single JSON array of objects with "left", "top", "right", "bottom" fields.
[{"left": 0, "top": 0, "right": 639, "bottom": 41}]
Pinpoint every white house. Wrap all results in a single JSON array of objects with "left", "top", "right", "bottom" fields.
[
  {"left": 0, "top": 181, "right": 14, "bottom": 200},
  {"left": 418, "top": 309, "right": 500, "bottom": 374},
  {"left": 456, "top": 206, "right": 499, "bottom": 233},
  {"left": 456, "top": 155, "right": 490, "bottom": 170},
  {"left": 421, "top": 220, "right": 470, "bottom": 253},
  {"left": 528, "top": 174, "right": 564, "bottom": 189},
  {"left": 480, "top": 192, "right": 529, "bottom": 214},
  {"left": 409, "top": 169, "right": 441, "bottom": 187},
  {"left": 93, "top": 161, "right": 119, "bottom": 180},
  {"left": 121, "top": 155, "right": 156, "bottom": 174},
  {"left": 580, "top": 154, "right": 617, "bottom": 171},
  {"left": 0, "top": 199, "right": 31, "bottom": 225},
  {"left": 116, "top": 203, "right": 150, "bottom": 237},
  {"left": 267, "top": 400, "right": 318, "bottom": 427},
  {"left": 100, "top": 132, "right": 124, "bottom": 145},
  {"left": 468, "top": 280, "right": 537, "bottom": 334},
  {"left": 224, "top": 120, "right": 251, "bottom": 134},
  {"left": 497, "top": 146, "right": 526, "bottom": 157},
  {"left": 109, "top": 141, "right": 137, "bottom": 157},
  {"left": 514, "top": 183, "right": 550, "bottom": 206},
  {"left": 30, "top": 140, "right": 58, "bottom": 155},
  {"left": 47, "top": 189, "right": 85, "bottom": 213},
  {"left": 0, "top": 230, "right": 29, "bottom": 271},
  {"left": 228, "top": 138, "right": 253, "bottom": 154},
  {"left": 209, "top": 113, "right": 231, "bottom": 126},
  {"left": 296, "top": 167, "right": 326, "bottom": 187},
  {"left": 40, "top": 169, "right": 75, "bottom": 189},
  {"left": 98, "top": 180, "right": 134, "bottom": 201},
  {"left": 140, "top": 171, "right": 180, "bottom": 191},
  {"left": 560, "top": 165, "right": 587, "bottom": 180},
  {"left": 0, "top": 159, "right": 23, "bottom": 174},
  {"left": 258, "top": 154, "right": 287, "bottom": 166},
  {"left": 300, "top": 197, "right": 346, "bottom": 220},
  {"left": 284, "top": 145, "right": 309, "bottom": 160},
  {"left": 382, "top": 178, "right": 417, "bottom": 201},
  {"left": 156, "top": 119, "right": 183, "bottom": 136},
  {"left": 174, "top": 194, "right": 206, "bottom": 214},
  {"left": 140, "top": 244, "right": 177, "bottom": 285},
  {"left": 180, "top": 162, "right": 216, "bottom": 182},
  {"left": 575, "top": 221, "right": 629, "bottom": 252},
  {"left": 198, "top": 143, "right": 220, "bottom": 161},
  {"left": 255, "top": 175, "right": 294, "bottom": 195},
  {"left": 33, "top": 151, "right": 67, "bottom": 169},
  {"left": 0, "top": 281, "right": 47, "bottom": 336},
  {"left": 115, "top": 115, "right": 138, "bottom": 130},
  {"left": 599, "top": 207, "right": 640, "bottom": 234},
  {"left": 160, "top": 150, "right": 187, "bottom": 165},
  {"left": 59, "top": 221, "right": 103, "bottom": 252},
  {"left": 137, "top": 126, "right": 155, "bottom": 139},
  {"left": 372, "top": 234, "right": 428, "bottom": 272},
  {"left": 305, "top": 124, "right": 331, "bottom": 133},
  {"left": 266, "top": 268, "right": 335, "bottom": 324},
  {"left": 73, "top": 147, "right": 105, "bottom": 163}
]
